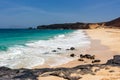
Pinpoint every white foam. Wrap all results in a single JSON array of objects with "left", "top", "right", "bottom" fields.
[{"left": 0, "top": 30, "right": 91, "bottom": 69}]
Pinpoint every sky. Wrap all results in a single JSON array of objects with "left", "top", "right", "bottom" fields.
[{"left": 0, "top": 0, "right": 120, "bottom": 28}]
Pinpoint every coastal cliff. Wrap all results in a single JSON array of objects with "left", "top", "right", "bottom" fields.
[{"left": 37, "top": 17, "right": 120, "bottom": 29}]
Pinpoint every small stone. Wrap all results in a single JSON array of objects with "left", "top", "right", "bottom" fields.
[
  {"left": 78, "top": 59, "right": 84, "bottom": 61},
  {"left": 94, "top": 69, "right": 100, "bottom": 72},
  {"left": 70, "top": 54, "right": 75, "bottom": 57},
  {"left": 80, "top": 54, "right": 85, "bottom": 58},
  {"left": 57, "top": 48, "right": 61, "bottom": 50},
  {"left": 109, "top": 70, "right": 115, "bottom": 73},
  {"left": 92, "top": 60, "right": 101, "bottom": 63},
  {"left": 90, "top": 55, "right": 95, "bottom": 59},
  {"left": 70, "top": 47, "right": 75, "bottom": 50},
  {"left": 105, "top": 67, "right": 110, "bottom": 70},
  {"left": 85, "top": 54, "right": 91, "bottom": 59},
  {"left": 52, "top": 50, "right": 57, "bottom": 52}
]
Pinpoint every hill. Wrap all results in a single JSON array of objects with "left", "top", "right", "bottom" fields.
[
  {"left": 105, "top": 17, "right": 120, "bottom": 28},
  {"left": 37, "top": 17, "right": 120, "bottom": 29}
]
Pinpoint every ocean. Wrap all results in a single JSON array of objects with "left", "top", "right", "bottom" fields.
[{"left": 0, "top": 29, "right": 90, "bottom": 69}]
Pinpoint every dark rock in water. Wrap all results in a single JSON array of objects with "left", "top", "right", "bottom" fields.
[
  {"left": 92, "top": 60, "right": 101, "bottom": 63},
  {"left": 106, "top": 55, "right": 120, "bottom": 66},
  {"left": 70, "top": 47, "right": 75, "bottom": 50},
  {"left": 52, "top": 50, "right": 57, "bottom": 52},
  {"left": 70, "top": 54, "right": 75, "bottom": 57},
  {"left": 57, "top": 48, "right": 62, "bottom": 50}
]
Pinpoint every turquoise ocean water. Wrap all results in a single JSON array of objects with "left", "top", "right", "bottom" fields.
[
  {"left": 0, "top": 29, "right": 90, "bottom": 69},
  {"left": 0, "top": 29, "right": 73, "bottom": 51}
]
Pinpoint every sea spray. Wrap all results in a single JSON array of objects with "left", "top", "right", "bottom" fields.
[{"left": 0, "top": 30, "right": 90, "bottom": 69}]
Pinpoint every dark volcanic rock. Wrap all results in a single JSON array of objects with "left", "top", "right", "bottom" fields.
[
  {"left": 52, "top": 50, "right": 57, "bottom": 52},
  {"left": 57, "top": 48, "right": 62, "bottom": 50},
  {"left": 92, "top": 60, "right": 101, "bottom": 63},
  {"left": 78, "top": 58, "right": 84, "bottom": 61},
  {"left": 0, "top": 65, "right": 95, "bottom": 80},
  {"left": 0, "top": 55, "right": 120, "bottom": 80},
  {"left": 70, "top": 47, "right": 75, "bottom": 50},
  {"left": 80, "top": 54, "right": 95, "bottom": 59},
  {"left": 70, "top": 54, "right": 75, "bottom": 57},
  {"left": 106, "top": 55, "right": 120, "bottom": 66}
]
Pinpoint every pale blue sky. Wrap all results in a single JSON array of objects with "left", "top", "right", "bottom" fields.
[{"left": 0, "top": 0, "right": 120, "bottom": 28}]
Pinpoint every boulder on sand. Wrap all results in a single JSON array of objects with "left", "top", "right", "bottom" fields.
[{"left": 106, "top": 55, "right": 120, "bottom": 66}]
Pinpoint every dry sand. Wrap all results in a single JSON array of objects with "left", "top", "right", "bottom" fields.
[{"left": 38, "top": 29, "right": 120, "bottom": 80}]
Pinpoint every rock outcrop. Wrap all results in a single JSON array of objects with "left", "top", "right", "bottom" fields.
[
  {"left": 0, "top": 55, "right": 120, "bottom": 80},
  {"left": 106, "top": 55, "right": 120, "bottom": 66}
]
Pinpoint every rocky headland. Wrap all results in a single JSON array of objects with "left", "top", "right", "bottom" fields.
[{"left": 37, "top": 17, "right": 120, "bottom": 29}]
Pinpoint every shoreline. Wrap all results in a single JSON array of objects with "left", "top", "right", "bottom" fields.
[
  {"left": 35, "top": 29, "right": 120, "bottom": 68},
  {"left": 33, "top": 29, "right": 91, "bottom": 69},
  {"left": 0, "top": 29, "right": 120, "bottom": 80},
  {"left": 57, "top": 29, "right": 120, "bottom": 68},
  {"left": 38, "top": 29, "right": 120, "bottom": 80}
]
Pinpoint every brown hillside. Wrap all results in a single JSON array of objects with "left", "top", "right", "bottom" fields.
[
  {"left": 105, "top": 17, "right": 120, "bottom": 28},
  {"left": 37, "top": 17, "right": 120, "bottom": 29}
]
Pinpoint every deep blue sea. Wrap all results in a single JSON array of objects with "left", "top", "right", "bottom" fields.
[{"left": 0, "top": 29, "right": 90, "bottom": 69}]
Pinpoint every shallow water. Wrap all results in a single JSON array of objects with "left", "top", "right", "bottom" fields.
[{"left": 0, "top": 29, "right": 90, "bottom": 69}]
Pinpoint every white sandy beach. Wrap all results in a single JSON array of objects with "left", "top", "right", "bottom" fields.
[{"left": 38, "top": 29, "right": 120, "bottom": 80}]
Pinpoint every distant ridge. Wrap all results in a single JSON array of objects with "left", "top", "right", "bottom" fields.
[
  {"left": 37, "top": 17, "right": 120, "bottom": 29},
  {"left": 105, "top": 17, "right": 120, "bottom": 28}
]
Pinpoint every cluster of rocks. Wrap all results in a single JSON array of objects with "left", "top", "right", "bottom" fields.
[
  {"left": 0, "top": 64, "right": 97, "bottom": 80},
  {"left": 80, "top": 54, "right": 95, "bottom": 59},
  {"left": 79, "top": 54, "right": 101, "bottom": 63},
  {"left": 52, "top": 47, "right": 76, "bottom": 52},
  {"left": 0, "top": 55, "right": 120, "bottom": 80},
  {"left": 70, "top": 53, "right": 101, "bottom": 64},
  {"left": 65, "top": 47, "right": 76, "bottom": 51}
]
